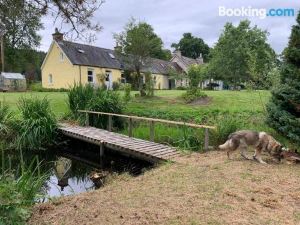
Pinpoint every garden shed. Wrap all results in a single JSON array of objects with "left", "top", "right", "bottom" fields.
[{"left": 0, "top": 72, "right": 27, "bottom": 91}]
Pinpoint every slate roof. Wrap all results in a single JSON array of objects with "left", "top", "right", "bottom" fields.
[
  {"left": 181, "top": 55, "right": 202, "bottom": 67},
  {"left": 57, "top": 41, "right": 122, "bottom": 69},
  {"left": 56, "top": 41, "right": 177, "bottom": 75},
  {"left": 1, "top": 72, "right": 25, "bottom": 80}
]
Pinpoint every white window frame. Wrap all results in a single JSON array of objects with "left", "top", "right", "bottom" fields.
[
  {"left": 87, "top": 68, "right": 94, "bottom": 83},
  {"left": 48, "top": 74, "right": 53, "bottom": 84},
  {"left": 60, "top": 52, "right": 64, "bottom": 62}
]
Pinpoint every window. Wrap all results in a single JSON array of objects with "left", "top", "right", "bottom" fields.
[
  {"left": 121, "top": 73, "right": 126, "bottom": 84},
  {"left": 60, "top": 52, "right": 64, "bottom": 61},
  {"left": 105, "top": 70, "right": 111, "bottom": 81},
  {"left": 108, "top": 53, "right": 115, "bottom": 59},
  {"left": 87, "top": 69, "right": 94, "bottom": 83},
  {"left": 48, "top": 74, "right": 53, "bottom": 84}
]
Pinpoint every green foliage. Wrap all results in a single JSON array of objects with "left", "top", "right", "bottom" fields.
[
  {"left": 123, "top": 83, "right": 132, "bottom": 102},
  {"left": 187, "top": 64, "right": 208, "bottom": 88},
  {"left": 29, "top": 82, "right": 68, "bottom": 92},
  {"left": 145, "top": 72, "right": 154, "bottom": 97},
  {"left": 68, "top": 83, "right": 94, "bottom": 118},
  {"left": 181, "top": 88, "right": 207, "bottom": 103},
  {"left": 114, "top": 18, "right": 168, "bottom": 94},
  {"left": 209, "top": 20, "right": 276, "bottom": 88},
  {"left": 67, "top": 84, "right": 124, "bottom": 128},
  {"left": 171, "top": 33, "right": 210, "bottom": 62},
  {"left": 267, "top": 12, "right": 300, "bottom": 144},
  {"left": 0, "top": 101, "right": 13, "bottom": 139},
  {"left": 211, "top": 116, "right": 244, "bottom": 146},
  {"left": 112, "top": 81, "right": 120, "bottom": 91},
  {"left": 14, "top": 97, "right": 57, "bottom": 151},
  {"left": 0, "top": 156, "right": 47, "bottom": 225},
  {"left": 87, "top": 89, "right": 124, "bottom": 129}
]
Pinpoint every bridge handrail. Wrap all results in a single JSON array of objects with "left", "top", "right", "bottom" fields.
[{"left": 78, "top": 110, "right": 216, "bottom": 129}]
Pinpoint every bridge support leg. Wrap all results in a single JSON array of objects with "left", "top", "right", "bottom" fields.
[
  {"left": 149, "top": 121, "right": 155, "bottom": 142},
  {"left": 204, "top": 128, "right": 209, "bottom": 151},
  {"left": 99, "top": 141, "right": 104, "bottom": 167}
]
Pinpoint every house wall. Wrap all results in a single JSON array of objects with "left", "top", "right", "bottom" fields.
[
  {"left": 79, "top": 66, "right": 122, "bottom": 88},
  {"left": 42, "top": 42, "right": 123, "bottom": 89},
  {"left": 42, "top": 42, "right": 80, "bottom": 89},
  {"left": 153, "top": 74, "right": 169, "bottom": 89}
]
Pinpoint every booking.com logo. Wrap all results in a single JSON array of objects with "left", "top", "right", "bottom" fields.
[{"left": 219, "top": 6, "right": 295, "bottom": 19}]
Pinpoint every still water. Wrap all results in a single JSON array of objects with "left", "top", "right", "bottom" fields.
[{"left": 4, "top": 138, "right": 153, "bottom": 201}]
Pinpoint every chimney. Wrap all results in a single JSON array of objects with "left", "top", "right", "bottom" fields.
[
  {"left": 197, "top": 53, "right": 203, "bottom": 64},
  {"left": 174, "top": 50, "right": 181, "bottom": 57},
  {"left": 52, "top": 28, "right": 63, "bottom": 41}
]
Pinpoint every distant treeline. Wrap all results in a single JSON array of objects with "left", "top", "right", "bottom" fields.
[{"left": 3, "top": 47, "right": 46, "bottom": 81}]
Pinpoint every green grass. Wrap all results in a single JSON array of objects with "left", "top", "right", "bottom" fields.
[
  {"left": 0, "top": 92, "right": 68, "bottom": 118},
  {"left": 0, "top": 90, "right": 270, "bottom": 119}
]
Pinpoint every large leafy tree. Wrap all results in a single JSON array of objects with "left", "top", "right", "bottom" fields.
[
  {"left": 209, "top": 20, "right": 276, "bottom": 88},
  {"left": 266, "top": 12, "right": 300, "bottom": 144},
  {"left": 171, "top": 33, "right": 210, "bottom": 61},
  {"left": 114, "top": 19, "right": 168, "bottom": 94},
  {"left": 0, "top": 0, "right": 103, "bottom": 77}
]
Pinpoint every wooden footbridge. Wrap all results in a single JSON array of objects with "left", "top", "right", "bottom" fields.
[{"left": 59, "top": 110, "right": 216, "bottom": 163}]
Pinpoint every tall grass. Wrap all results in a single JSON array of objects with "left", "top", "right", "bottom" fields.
[
  {"left": 0, "top": 101, "right": 13, "bottom": 139},
  {"left": 14, "top": 97, "right": 57, "bottom": 151},
  {"left": 67, "top": 84, "right": 124, "bottom": 129},
  {"left": 67, "top": 83, "right": 94, "bottom": 118},
  {"left": 0, "top": 151, "right": 48, "bottom": 225}
]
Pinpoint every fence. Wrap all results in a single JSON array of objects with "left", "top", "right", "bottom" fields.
[{"left": 78, "top": 110, "right": 216, "bottom": 150}]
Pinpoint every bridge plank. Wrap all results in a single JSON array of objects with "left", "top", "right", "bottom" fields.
[{"left": 59, "top": 123, "right": 179, "bottom": 163}]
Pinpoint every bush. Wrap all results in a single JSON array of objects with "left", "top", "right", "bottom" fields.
[
  {"left": 211, "top": 116, "right": 244, "bottom": 146},
  {"left": 29, "top": 82, "right": 68, "bottom": 92},
  {"left": 14, "top": 97, "right": 57, "bottom": 151},
  {"left": 112, "top": 81, "right": 120, "bottom": 90},
  {"left": 182, "top": 88, "right": 207, "bottom": 103},
  {"left": 123, "top": 83, "right": 132, "bottom": 102},
  {"left": 88, "top": 89, "right": 124, "bottom": 129},
  {"left": 0, "top": 101, "right": 13, "bottom": 139},
  {"left": 176, "top": 86, "right": 187, "bottom": 90},
  {"left": 0, "top": 157, "right": 47, "bottom": 225},
  {"left": 68, "top": 83, "right": 94, "bottom": 118}
]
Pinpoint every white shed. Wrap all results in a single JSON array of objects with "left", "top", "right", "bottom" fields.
[{"left": 0, "top": 72, "right": 27, "bottom": 91}]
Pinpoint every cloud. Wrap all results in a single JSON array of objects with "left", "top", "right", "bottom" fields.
[{"left": 38, "top": 0, "right": 299, "bottom": 54}]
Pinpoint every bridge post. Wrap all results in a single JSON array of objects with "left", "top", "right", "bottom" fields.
[
  {"left": 149, "top": 121, "right": 155, "bottom": 142},
  {"left": 204, "top": 128, "right": 209, "bottom": 151},
  {"left": 99, "top": 141, "right": 104, "bottom": 167},
  {"left": 108, "top": 115, "right": 112, "bottom": 131},
  {"left": 85, "top": 112, "right": 89, "bottom": 126},
  {"left": 128, "top": 118, "right": 133, "bottom": 137}
]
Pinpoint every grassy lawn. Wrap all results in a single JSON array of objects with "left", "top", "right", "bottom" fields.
[{"left": 1, "top": 89, "right": 270, "bottom": 118}]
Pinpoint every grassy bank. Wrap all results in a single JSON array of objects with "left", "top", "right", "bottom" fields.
[{"left": 29, "top": 151, "right": 300, "bottom": 225}]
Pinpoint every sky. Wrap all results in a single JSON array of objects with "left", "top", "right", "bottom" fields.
[{"left": 38, "top": 0, "right": 299, "bottom": 54}]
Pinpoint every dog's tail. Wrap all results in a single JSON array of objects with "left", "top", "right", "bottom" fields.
[{"left": 218, "top": 139, "right": 231, "bottom": 150}]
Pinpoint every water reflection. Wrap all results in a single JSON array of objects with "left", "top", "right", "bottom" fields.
[{"left": 2, "top": 138, "right": 153, "bottom": 201}]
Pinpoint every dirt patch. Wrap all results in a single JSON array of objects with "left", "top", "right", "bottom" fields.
[
  {"left": 30, "top": 151, "right": 300, "bottom": 225},
  {"left": 189, "top": 96, "right": 212, "bottom": 105}
]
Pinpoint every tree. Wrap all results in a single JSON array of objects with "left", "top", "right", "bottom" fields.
[
  {"left": 187, "top": 64, "right": 208, "bottom": 89},
  {"left": 209, "top": 20, "right": 276, "bottom": 88},
  {"left": 171, "top": 33, "right": 210, "bottom": 61},
  {"left": 266, "top": 12, "right": 300, "bottom": 144},
  {"left": 114, "top": 19, "right": 167, "bottom": 95}
]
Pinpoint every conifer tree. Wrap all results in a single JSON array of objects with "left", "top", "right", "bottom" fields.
[{"left": 266, "top": 11, "right": 300, "bottom": 144}]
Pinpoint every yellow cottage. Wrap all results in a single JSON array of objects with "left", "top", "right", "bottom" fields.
[{"left": 42, "top": 29, "right": 203, "bottom": 90}]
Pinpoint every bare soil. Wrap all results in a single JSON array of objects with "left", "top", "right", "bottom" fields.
[
  {"left": 29, "top": 151, "right": 300, "bottom": 225},
  {"left": 190, "top": 96, "right": 212, "bottom": 105}
]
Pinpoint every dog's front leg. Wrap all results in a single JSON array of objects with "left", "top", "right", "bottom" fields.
[{"left": 253, "top": 149, "right": 267, "bottom": 164}]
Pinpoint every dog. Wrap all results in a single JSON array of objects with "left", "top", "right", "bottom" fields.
[{"left": 219, "top": 130, "right": 285, "bottom": 164}]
